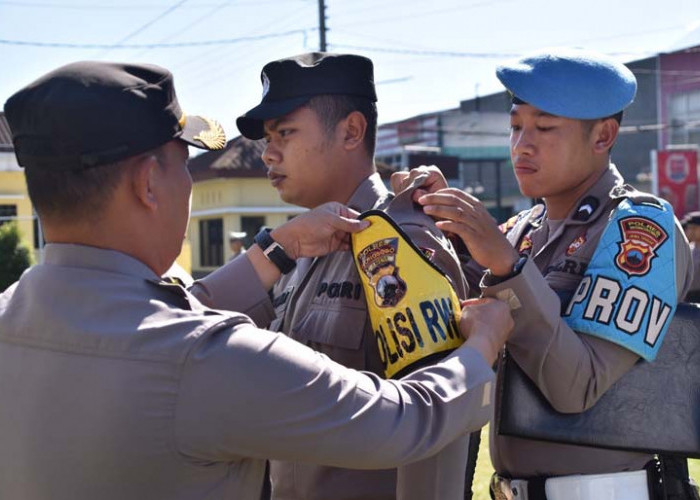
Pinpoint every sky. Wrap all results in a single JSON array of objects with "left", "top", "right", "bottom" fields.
[{"left": 2, "top": 0, "right": 700, "bottom": 144}]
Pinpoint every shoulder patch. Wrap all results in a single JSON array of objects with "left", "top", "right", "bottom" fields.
[
  {"left": 563, "top": 197, "right": 678, "bottom": 361},
  {"left": 518, "top": 234, "right": 533, "bottom": 254},
  {"left": 499, "top": 214, "right": 520, "bottom": 234},
  {"left": 616, "top": 216, "right": 668, "bottom": 276}
]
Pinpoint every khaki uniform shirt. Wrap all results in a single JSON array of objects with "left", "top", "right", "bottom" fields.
[
  {"left": 196, "top": 173, "right": 474, "bottom": 500},
  {"left": 465, "top": 165, "right": 693, "bottom": 477},
  {"left": 0, "top": 244, "right": 494, "bottom": 500}
]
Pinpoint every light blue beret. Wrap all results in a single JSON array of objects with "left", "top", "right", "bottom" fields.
[{"left": 496, "top": 48, "right": 637, "bottom": 119}]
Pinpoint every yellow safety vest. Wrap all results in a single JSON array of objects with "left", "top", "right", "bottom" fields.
[{"left": 351, "top": 210, "right": 463, "bottom": 379}]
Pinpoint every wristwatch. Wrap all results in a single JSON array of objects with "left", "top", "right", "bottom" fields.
[
  {"left": 254, "top": 227, "right": 297, "bottom": 274},
  {"left": 487, "top": 254, "right": 528, "bottom": 284}
]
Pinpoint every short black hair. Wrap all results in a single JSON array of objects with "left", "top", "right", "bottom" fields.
[
  {"left": 26, "top": 145, "right": 168, "bottom": 224},
  {"left": 305, "top": 94, "right": 377, "bottom": 157},
  {"left": 25, "top": 161, "right": 127, "bottom": 224}
]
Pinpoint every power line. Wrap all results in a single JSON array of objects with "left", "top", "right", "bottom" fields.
[
  {"left": 131, "top": 0, "right": 235, "bottom": 58},
  {"left": 168, "top": 4, "right": 317, "bottom": 95},
  {"left": 0, "top": 0, "right": 280, "bottom": 9},
  {"left": 0, "top": 29, "right": 315, "bottom": 49},
  {"left": 333, "top": 0, "right": 514, "bottom": 29},
  {"left": 332, "top": 44, "right": 519, "bottom": 58},
  {"left": 167, "top": 3, "right": 315, "bottom": 75},
  {"left": 96, "top": 0, "right": 190, "bottom": 57}
]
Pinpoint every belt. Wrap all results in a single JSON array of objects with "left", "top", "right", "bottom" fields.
[{"left": 491, "top": 470, "right": 650, "bottom": 500}]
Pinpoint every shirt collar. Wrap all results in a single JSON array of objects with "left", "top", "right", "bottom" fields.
[
  {"left": 346, "top": 172, "right": 390, "bottom": 212},
  {"left": 564, "top": 163, "right": 624, "bottom": 225},
  {"left": 42, "top": 243, "right": 160, "bottom": 281}
]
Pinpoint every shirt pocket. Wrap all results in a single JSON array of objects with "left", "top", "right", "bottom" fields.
[{"left": 292, "top": 306, "right": 370, "bottom": 370}]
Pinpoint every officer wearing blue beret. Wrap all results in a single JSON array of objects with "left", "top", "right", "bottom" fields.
[{"left": 392, "top": 48, "right": 695, "bottom": 500}]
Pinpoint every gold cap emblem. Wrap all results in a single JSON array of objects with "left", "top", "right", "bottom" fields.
[{"left": 193, "top": 117, "right": 226, "bottom": 150}]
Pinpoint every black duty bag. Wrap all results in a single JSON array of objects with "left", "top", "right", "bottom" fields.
[{"left": 495, "top": 302, "right": 700, "bottom": 458}]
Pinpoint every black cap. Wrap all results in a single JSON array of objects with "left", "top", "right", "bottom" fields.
[
  {"left": 236, "top": 52, "right": 377, "bottom": 140},
  {"left": 4, "top": 61, "right": 226, "bottom": 170},
  {"left": 682, "top": 211, "right": 700, "bottom": 228}
]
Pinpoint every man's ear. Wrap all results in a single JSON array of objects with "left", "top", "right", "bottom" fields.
[
  {"left": 591, "top": 118, "right": 620, "bottom": 154},
  {"left": 341, "top": 111, "right": 367, "bottom": 151},
  {"left": 130, "top": 155, "right": 160, "bottom": 211}
]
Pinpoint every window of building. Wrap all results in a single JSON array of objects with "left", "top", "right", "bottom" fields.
[
  {"left": 199, "top": 218, "right": 223, "bottom": 267},
  {"left": 459, "top": 160, "right": 519, "bottom": 200},
  {"left": 669, "top": 90, "right": 700, "bottom": 146},
  {"left": 240, "top": 216, "right": 266, "bottom": 247},
  {"left": 0, "top": 204, "right": 17, "bottom": 228}
]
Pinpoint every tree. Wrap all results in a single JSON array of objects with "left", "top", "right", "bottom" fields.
[{"left": 0, "top": 222, "right": 33, "bottom": 292}]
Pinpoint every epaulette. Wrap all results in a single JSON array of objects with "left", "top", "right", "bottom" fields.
[
  {"left": 146, "top": 278, "right": 192, "bottom": 310},
  {"left": 527, "top": 203, "right": 546, "bottom": 228},
  {"left": 499, "top": 214, "right": 521, "bottom": 235},
  {"left": 610, "top": 184, "right": 664, "bottom": 209}
]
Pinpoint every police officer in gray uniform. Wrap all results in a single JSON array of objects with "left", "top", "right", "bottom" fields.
[
  {"left": 393, "top": 49, "right": 694, "bottom": 500},
  {"left": 194, "top": 52, "right": 476, "bottom": 500},
  {"left": 0, "top": 61, "right": 514, "bottom": 500}
]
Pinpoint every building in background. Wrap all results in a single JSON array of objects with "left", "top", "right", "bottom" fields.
[
  {"left": 4, "top": 41, "right": 700, "bottom": 273},
  {"left": 187, "top": 136, "right": 305, "bottom": 278},
  {"left": 0, "top": 112, "right": 37, "bottom": 260}
]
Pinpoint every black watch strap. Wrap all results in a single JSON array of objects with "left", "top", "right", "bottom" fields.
[
  {"left": 254, "top": 228, "right": 296, "bottom": 274},
  {"left": 485, "top": 255, "right": 528, "bottom": 285}
]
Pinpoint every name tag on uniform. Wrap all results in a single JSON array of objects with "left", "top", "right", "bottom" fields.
[{"left": 351, "top": 210, "right": 463, "bottom": 378}]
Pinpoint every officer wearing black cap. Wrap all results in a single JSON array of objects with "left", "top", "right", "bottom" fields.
[
  {"left": 236, "top": 52, "right": 377, "bottom": 140},
  {"left": 392, "top": 48, "right": 694, "bottom": 500},
  {"left": 228, "top": 230, "right": 247, "bottom": 260},
  {"left": 0, "top": 61, "right": 511, "bottom": 499},
  {"left": 193, "top": 52, "right": 478, "bottom": 500},
  {"left": 7, "top": 61, "right": 226, "bottom": 168}
]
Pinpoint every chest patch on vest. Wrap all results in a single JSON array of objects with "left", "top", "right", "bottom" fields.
[
  {"left": 518, "top": 234, "right": 533, "bottom": 254},
  {"left": 566, "top": 231, "right": 587, "bottom": 256},
  {"left": 563, "top": 198, "right": 677, "bottom": 361},
  {"left": 352, "top": 210, "right": 463, "bottom": 378},
  {"left": 615, "top": 217, "right": 667, "bottom": 276}
]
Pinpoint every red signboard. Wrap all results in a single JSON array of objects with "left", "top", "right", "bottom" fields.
[{"left": 654, "top": 149, "right": 699, "bottom": 217}]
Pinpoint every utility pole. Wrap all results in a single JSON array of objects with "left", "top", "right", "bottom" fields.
[{"left": 318, "top": 0, "right": 327, "bottom": 51}]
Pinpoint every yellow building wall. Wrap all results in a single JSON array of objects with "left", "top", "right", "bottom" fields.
[
  {"left": 190, "top": 177, "right": 305, "bottom": 275},
  {"left": 0, "top": 161, "right": 297, "bottom": 277},
  {"left": 0, "top": 169, "right": 36, "bottom": 260},
  {"left": 0, "top": 167, "right": 193, "bottom": 272},
  {"left": 176, "top": 239, "right": 192, "bottom": 274}
]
